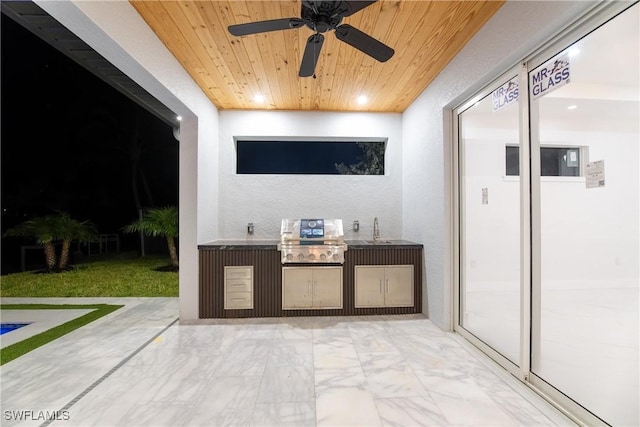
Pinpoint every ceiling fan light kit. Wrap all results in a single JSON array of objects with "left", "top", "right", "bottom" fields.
[{"left": 227, "top": 0, "right": 395, "bottom": 78}]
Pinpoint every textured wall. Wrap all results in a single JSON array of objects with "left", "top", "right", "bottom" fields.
[
  {"left": 218, "top": 111, "right": 403, "bottom": 242},
  {"left": 401, "top": 0, "right": 597, "bottom": 330}
]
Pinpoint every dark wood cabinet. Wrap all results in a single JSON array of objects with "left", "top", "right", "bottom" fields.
[{"left": 199, "top": 241, "right": 422, "bottom": 318}]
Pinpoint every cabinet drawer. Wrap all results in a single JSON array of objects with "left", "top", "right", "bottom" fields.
[
  {"left": 225, "top": 267, "right": 252, "bottom": 279},
  {"left": 225, "top": 279, "right": 252, "bottom": 292},
  {"left": 225, "top": 291, "right": 253, "bottom": 309},
  {"left": 224, "top": 266, "right": 253, "bottom": 310}
]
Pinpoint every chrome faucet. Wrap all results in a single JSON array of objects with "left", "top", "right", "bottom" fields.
[{"left": 373, "top": 217, "right": 380, "bottom": 241}]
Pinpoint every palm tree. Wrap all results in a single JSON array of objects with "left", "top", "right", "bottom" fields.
[
  {"left": 124, "top": 206, "right": 178, "bottom": 269},
  {"left": 4, "top": 215, "right": 60, "bottom": 271},
  {"left": 56, "top": 212, "right": 98, "bottom": 270}
]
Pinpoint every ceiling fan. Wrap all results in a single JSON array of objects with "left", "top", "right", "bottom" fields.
[{"left": 228, "top": 0, "right": 394, "bottom": 78}]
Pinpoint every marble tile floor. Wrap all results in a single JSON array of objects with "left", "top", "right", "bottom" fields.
[{"left": 0, "top": 298, "right": 574, "bottom": 427}]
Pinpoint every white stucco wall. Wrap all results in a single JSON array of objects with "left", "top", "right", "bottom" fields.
[
  {"left": 217, "top": 111, "right": 402, "bottom": 241},
  {"left": 401, "top": 0, "right": 597, "bottom": 330},
  {"left": 37, "top": 0, "right": 220, "bottom": 321}
]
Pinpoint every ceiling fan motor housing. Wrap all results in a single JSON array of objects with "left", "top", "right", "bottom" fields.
[{"left": 302, "top": 1, "right": 345, "bottom": 33}]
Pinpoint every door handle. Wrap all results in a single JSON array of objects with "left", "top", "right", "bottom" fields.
[
  {"left": 379, "top": 279, "right": 383, "bottom": 294},
  {"left": 386, "top": 279, "right": 389, "bottom": 293}
]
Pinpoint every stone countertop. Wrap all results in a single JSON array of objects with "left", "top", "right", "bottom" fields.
[
  {"left": 198, "top": 239, "right": 422, "bottom": 250},
  {"left": 198, "top": 240, "right": 279, "bottom": 250},
  {"left": 345, "top": 240, "right": 423, "bottom": 249}
]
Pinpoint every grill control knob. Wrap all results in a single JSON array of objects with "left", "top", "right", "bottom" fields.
[
  {"left": 286, "top": 253, "right": 293, "bottom": 261},
  {"left": 297, "top": 254, "right": 305, "bottom": 261},
  {"left": 327, "top": 250, "right": 332, "bottom": 256},
  {"left": 333, "top": 254, "right": 340, "bottom": 261},
  {"left": 308, "top": 254, "right": 315, "bottom": 260},
  {"left": 320, "top": 254, "right": 327, "bottom": 260}
]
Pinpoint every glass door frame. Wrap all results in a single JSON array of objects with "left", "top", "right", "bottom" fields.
[
  {"left": 452, "top": 63, "right": 529, "bottom": 381},
  {"left": 453, "top": 2, "right": 635, "bottom": 425},
  {"left": 526, "top": 3, "right": 636, "bottom": 425}
]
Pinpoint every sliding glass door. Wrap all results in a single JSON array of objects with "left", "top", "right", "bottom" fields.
[
  {"left": 529, "top": 4, "right": 639, "bottom": 425},
  {"left": 458, "top": 72, "right": 522, "bottom": 367},
  {"left": 456, "top": 3, "right": 639, "bottom": 424}
]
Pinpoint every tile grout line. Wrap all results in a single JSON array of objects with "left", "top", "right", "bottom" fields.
[{"left": 40, "top": 317, "right": 179, "bottom": 427}]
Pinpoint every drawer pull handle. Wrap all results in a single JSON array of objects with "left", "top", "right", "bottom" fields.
[
  {"left": 228, "top": 272, "right": 249, "bottom": 277},
  {"left": 231, "top": 298, "right": 247, "bottom": 302},
  {"left": 231, "top": 284, "right": 244, "bottom": 287}
]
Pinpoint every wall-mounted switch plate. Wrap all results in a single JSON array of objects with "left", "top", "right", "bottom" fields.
[
  {"left": 353, "top": 220, "right": 359, "bottom": 232},
  {"left": 247, "top": 223, "right": 254, "bottom": 234}
]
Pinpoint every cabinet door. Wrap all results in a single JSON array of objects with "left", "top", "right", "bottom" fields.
[
  {"left": 384, "top": 266, "right": 414, "bottom": 307},
  {"left": 312, "top": 267, "right": 342, "bottom": 308},
  {"left": 355, "top": 266, "right": 386, "bottom": 307},
  {"left": 283, "top": 268, "right": 313, "bottom": 309}
]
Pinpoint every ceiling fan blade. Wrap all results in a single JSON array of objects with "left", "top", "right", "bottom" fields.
[
  {"left": 299, "top": 33, "right": 325, "bottom": 77},
  {"left": 341, "top": 1, "right": 378, "bottom": 17},
  {"left": 228, "top": 18, "right": 304, "bottom": 36},
  {"left": 334, "top": 24, "right": 394, "bottom": 62}
]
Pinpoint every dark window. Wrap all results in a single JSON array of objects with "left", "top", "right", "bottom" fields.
[
  {"left": 506, "top": 146, "right": 581, "bottom": 177},
  {"left": 506, "top": 146, "right": 520, "bottom": 176},
  {"left": 236, "top": 140, "right": 385, "bottom": 175}
]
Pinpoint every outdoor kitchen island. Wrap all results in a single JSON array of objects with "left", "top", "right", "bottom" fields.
[{"left": 198, "top": 239, "right": 423, "bottom": 318}]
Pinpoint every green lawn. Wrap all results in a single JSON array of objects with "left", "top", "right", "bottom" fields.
[{"left": 0, "top": 252, "right": 178, "bottom": 297}]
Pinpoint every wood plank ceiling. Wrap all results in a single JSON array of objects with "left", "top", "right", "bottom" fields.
[{"left": 130, "top": 1, "right": 504, "bottom": 112}]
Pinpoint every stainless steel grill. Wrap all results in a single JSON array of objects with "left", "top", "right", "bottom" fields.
[{"left": 278, "top": 219, "right": 347, "bottom": 264}]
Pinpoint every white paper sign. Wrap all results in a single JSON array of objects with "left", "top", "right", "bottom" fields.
[
  {"left": 586, "top": 160, "right": 605, "bottom": 189},
  {"left": 492, "top": 78, "right": 519, "bottom": 111},
  {"left": 530, "top": 53, "right": 570, "bottom": 99}
]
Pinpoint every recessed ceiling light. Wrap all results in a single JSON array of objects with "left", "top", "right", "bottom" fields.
[
  {"left": 176, "top": 115, "right": 182, "bottom": 121},
  {"left": 254, "top": 94, "right": 265, "bottom": 103},
  {"left": 568, "top": 105, "right": 577, "bottom": 110},
  {"left": 357, "top": 95, "right": 368, "bottom": 105}
]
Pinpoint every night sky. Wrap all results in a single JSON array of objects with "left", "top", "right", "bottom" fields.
[{"left": 1, "top": 14, "right": 178, "bottom": 272}]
